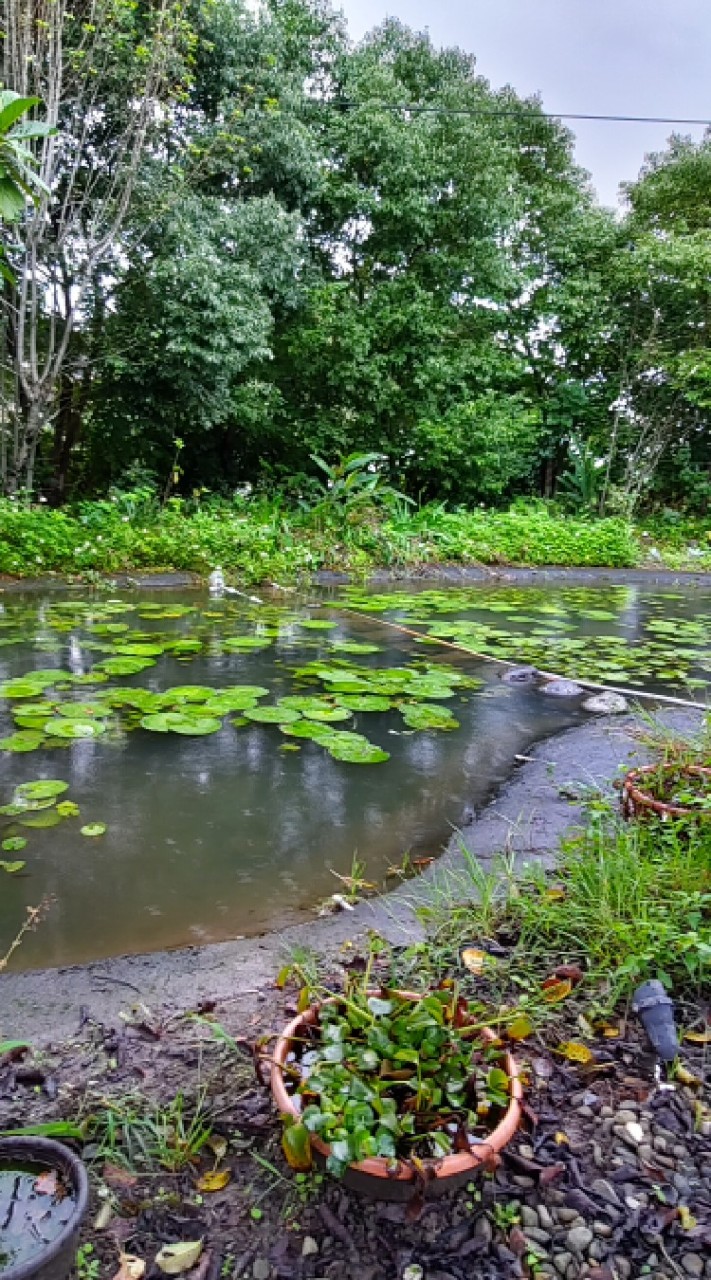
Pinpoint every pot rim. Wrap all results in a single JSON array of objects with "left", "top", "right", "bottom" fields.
[
  {"left": 0, "top": 1136, "right": 89, "bottom": 1280},
  {"left": 622, "top": 763, "right": 711, "bottom": 818},
  {"left": 270, "top": 988, "right": 523, "bottom": 1183}
]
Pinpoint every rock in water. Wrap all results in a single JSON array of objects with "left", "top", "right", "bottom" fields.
[
  {"left": 502, "top": 665, "right": 540, "bottom": 685},
  {"left": 583, "top": 691, "right": 628, "bottom": 714},
  {"left": 208, "top": 567, "right": 225, "bottom": 596},
  {"left": 540, "top": 679, "right": 584, "bottom": 697}
]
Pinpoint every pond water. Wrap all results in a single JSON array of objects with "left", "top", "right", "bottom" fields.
[{"left": 0, "top": 581, "right": 708, "bottom": 971}]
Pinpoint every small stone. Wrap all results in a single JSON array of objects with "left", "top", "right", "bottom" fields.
[
  {"left": 556, "top": 1208, "right": 581, "bottom": 1224},
  {"left": 518, "top": 1143, "right": 536, "bottom": 1160},
  {"left": 577, "top": 1106, "right": 594, "bottom": 1119},
  {"left": 674, "top": 1144, "right": 690, "bottom": 1160},
  {"left": 623, "top": 1121, "right": 645, "bottom": 1146},
  {"left": 402, "top": 1268, "right": 424, "bottom": 1280},
  {"left": 591, "top": 1179, "right": 621, "bottom": 1207},
  {"left": 520, "top": 1207, "right": 539, "bottom": 1229},
  {"left": 474, "top": 1215, "right": 493, "bottom": 1243},
  {"left": 252, "top": 1262, "right": 270, "bottom": 1280},
  {"left": 653, "top": 1136, "right": 668, "bottom": 1153},
  {"left": 513, "top": 1175, "right": 536, "bottom": 1189},
  {"left": 613, "top": 1258, "right": 632, "bottom": 1279},
  {"left": 537, "top": 1205, "right": 555, "bottom": 1231},
  {"left": 301, "top": 1237, "right": 319, "bottom": 1258},
  {"left": 681, "top": 1256, "right": 705, "bottom": 1278},
  {"left": 541, "top": 679, "right": 584, "bottom": 697},
  {"left": 583, "top": 692, "right": 628, "bottom": 714},
  {"left": 553, "top": 1253, "right": 573, "bottom": 1277},
  {"left": 600, "top": 1106, "right": 614, "bottom": 1119},
  {"left": 588, "top": 1240, "right": 607, "bottom": 1262},
  {"left": 639, "top": 1144, "right": 655, "bottom": 1163},
  {"left": 525, "top": 1229, "right": 552, "bottom": 1248},
  {"left": 566, "top": 1226, "right": 594, "bottom": 1254},
  {"left": 593, "top": 1221, "right": 613, "bottom": 1238}
]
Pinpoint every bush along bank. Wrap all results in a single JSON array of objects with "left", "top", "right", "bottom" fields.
[{"left": 0, "top": 497, "right": 643, "bottom": 583}]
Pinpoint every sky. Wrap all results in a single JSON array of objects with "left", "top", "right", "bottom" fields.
[{"left": 338, "top": 0, "right": 711, "bottom": 207}]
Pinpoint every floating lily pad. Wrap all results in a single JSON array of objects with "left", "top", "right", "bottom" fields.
[
  {"left": 15, "top": 778, "right": 68, "bottom": 800},
  {"left": 0, "top": 679, "right": 47, "bottom": 699},
  {"left": 243, "top": 706, "right": 302, "bottom": 725},
  {"left": 96, "top": 656, "right": 156, "bottom": 676},
  {"left": 321, "top": 731, "right": 390, "bottom": 764},
  {"left": 44, "top": 719, "right": 107, "bottom": 739},
  {"left": 2, "top": 836, "right": 27, "bottom": 852},
  {"left": 335, "top": 695, "right": 393, "bottom": 712},
  {"left": 19, "top": 809, "right": 62, "bottom": 828},
  {"left": 0, "top": 732, "right": 45, "bottom": 752},
  {"left": 222, "top": 636, "right": 272, "bottom": 651},
  {"left": 56, "top": 800, "right": 80, "bottom": 817},
  {"left": 56, "top": 703, "right": 112, "bottom": 720},
  {"left": 160, "top": 686, "right": 215, "bottom": 704},
  {"left": 0, "top": 860, "right": 25, "bottom": 873},
  {"left": 299, "top": 619, "right": 338, "bottom": 630},
  {"left": 81, "top": 823, "right": 107, "bottom": 837},
  {"left": 400, "top": 703, "right": 460, "bottom": 731},
  {"left": 114, "top": 643, "right": 166, "bottom": 657},
  {"left": 140, "top": 712, "right": 222, "bottom": 735},
  {"left": 329, "top": 641, "right": 382, "bottom": 655},
  {"left": 280, "top": 720, "right": 335, "bottom": 740}
]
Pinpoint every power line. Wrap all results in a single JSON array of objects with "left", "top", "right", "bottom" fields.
[{"left": 329, "top": 102, "right": 711, "bottom": 127}]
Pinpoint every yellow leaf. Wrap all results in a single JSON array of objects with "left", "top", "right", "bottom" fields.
[
  {"left": 196, "top": 1168, "right": 231, "bottom": 1193},
  {"left": 678, "top": 1205, "right": 697, "bottom": 1231},
  {"left": 554, "top": 1131, "right": 569, "bottom": 1145},
  {"left": 155, "top": 1242, "right": 203, "bottom": 1276},
  {"left": 557, "top": 1041, "right": 594, "bottom": 1064},
  {"left": 281, "top": 1121, "right": 312, "bottom": 1172},
  {"left": 601, "top": 1024, "right": 620, "bottom": 1038},
  {"left": 542, "top": 978, "right": 572, "bottom": 1004},
  {"left": 461, "top": 947, "right": 486, "bottom": 975},
  {"left": 507, "top": 1014, "right": 534, "bottom": 1041},
  {"left": 545, "top": 886, "right": 566, "bottom": 901},
  {"left": 683, "top": 1028, "right": 711, "bottom": 1044},
  {"left": 207, "top": 1136, "right": 227, "bottom": 1162},
  {"left": 675, "top": 1064, "right": 703, "bottom": 1088},
  {"left": 297, "top": 986, "right": 311, "bottom": 1013}
]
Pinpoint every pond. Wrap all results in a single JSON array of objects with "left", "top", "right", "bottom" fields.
[{"left": 0, "top": 581, "right": 708, "bottom": 971}]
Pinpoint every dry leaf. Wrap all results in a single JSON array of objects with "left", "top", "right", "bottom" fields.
[
  {"left": 155, "top": 1242, "right": 203, "bottom": 1276},
  {"left": 113, "top": 1255, "right": 146, "bottom": 1280},
  {"left": 557, "top": 1041, "right": 595, "bottom": 1064},
  {"left": 35, "top": 1170, "right": 58, "bottom": 1196},
  {"left": 196, "top": 1169, "right": 231, "bottom": 1193},
  {"left": 553, "top": 964, "right": 584, "bottom": 986},
  {"left": 103, "top": 1162, "right": 138, "bottom": 1192},
  {"left": 207, "top": 1136, "right": 227, "bottom": 1162},
  {"left": 542, "top": 978, "right": 572, "bottom": 1003},
  {"left": 461, "top": 947, "right": 486, "bottom": 975},
  {"left": 683, "top": 1028, "right": 711, "bottom": 1044},
  {"left": 282, "top": 1121, "right": 312, "bottom": 1172},
  {"left": 507, "top": 1014, "right": 534, "bottom": 1041},
  {"left": 545, "top": 886, "right": 566, "bottom": 901},
  {"left": 93, "top": 1200, "right": 113, "bottom": 1231},
  {"left": 554, "top": 1131, "right": 570, "bottom": 1145}
]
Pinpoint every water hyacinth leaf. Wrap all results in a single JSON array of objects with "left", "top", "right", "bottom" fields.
[
  {"left": 44, "top": 719, "right": 106, "bottom": 739},
  {"left": 80, "top": 823, "right": 107, "bottom": 837},
  {"left": 243, "top": 705, "right": 302, "bottom": 725},
  {"left": 2, "top": 837, "right": 27, "bottom": 852},
  {"left": 400, "top": 704, "right": 460, "bottom": 731}
]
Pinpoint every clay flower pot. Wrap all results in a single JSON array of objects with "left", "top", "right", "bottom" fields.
[
  {"left": 0, "top": 1136, "right": 89, "bottom": 1280},
  {"left": 271, "top": 990, "right": 523, "bottom": 1202},
  {"left": 621, "top": 764, "right": 711, "bottom": 821}
]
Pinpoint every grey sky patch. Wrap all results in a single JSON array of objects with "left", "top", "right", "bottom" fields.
[{"left": 338, "top": 0, "right": 710, "bottom": 206}]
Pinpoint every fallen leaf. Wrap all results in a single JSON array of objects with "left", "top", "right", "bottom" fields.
[
  {"left": 538, "top": 1162, "right": 566, "bottom": 1186},
  {"left": 196, "top": 1169, "right": 231, "bottom": 1193},
  {"left": 542, "top": 978, "right": 572, "bottom": 1003},
  {"left": 507, "top": 1014, "right": 534, "bottom": 1041},
  {"left": 207, "top": 1136, "right": 227, "bottom": 1162},
  {"left": 508, "top": 1226, "right": 527, "bottom": 1256},
  {"left": 461, "top": 946, "right": 487, "bottom": 975},
  {"left": 675, "top": 1064, "right": 703, "bottom": 1089},
  {"left": 554, "top": 1131, "right": 570, "bottom": 1145},
  {"left": 113, "top": 1254, "right": 146, "bottom": 1280},
  {"left": 683, "top": 1028, "right": 711, "bottom": 1044},
  {"left": 281, "top": 1121, "right": 312, "bottom": 1172},
  {"left": 545, "top": 886, "right": 567, "bottom": 901},
  {"left": 35, "top": 1170, "right": 57, "bottom": 1196},
  {"left": 553, "top": 964, "right": 584, "bottom": 986},
  {"left": 103, "top": 1162, "right": 138, "bottom": 1192},
  {"left": 155, "top": 1242, "right": 203, "bottom": 1276},
  {"left": 678, "top": 1205, "right": 697, "bottom": 1231},
  {"left": 93, "top": 1200, "right": 113, "bottom": 1231},
  {"left": 557, "top": 1041, "right": 595, "bottom": 1065},
  {"left": 531, "top": 1055, "right": 554, "bottom": 1081}
]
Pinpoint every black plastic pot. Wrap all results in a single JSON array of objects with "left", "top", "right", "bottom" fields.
[{"left": 0, "top": 1137, "right": 89, "bottom": 1280}]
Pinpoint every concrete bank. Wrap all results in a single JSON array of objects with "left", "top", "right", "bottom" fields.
[{"left": 1, "top": 706, "right": 700, "bottom": 1046}]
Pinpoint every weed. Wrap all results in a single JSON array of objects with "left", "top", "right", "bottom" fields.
[
  {"left": 87, "top": 1090, "right": 213, "bottom": 1173},
  {"left": 75, "top": 1243, "right": 100, "bottom": 1280},
  {"left": 491, "top": 1200, "right": 521, "bottom": 1230}
]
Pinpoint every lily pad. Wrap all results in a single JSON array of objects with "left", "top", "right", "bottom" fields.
[
  {"left": 329, "top": 641, "right": 382, "bottom": 655},
  {"left": 280, "top": 721, "right": 335, "bottom": 740},
  {"left": 400, "top": 704, "right": 460, "bottom": 731},
  {"left": 81, "top": 823, "right": 107, "bottom": 837},
  {"left": 0, "top": 679, "right": 47, "bottom": 699},
  {"left": 15, "top": 780, "right": 69, "bottom": 801},
  {"left": 335, "top": 695, "right": 393, "bottom": 712},
  {"left": 222, "top": 636, "right": 272, "bottom": 651},
  {"left": 140, "top": 713, "right": 222, "bottom": 735},
  {"left": 299, "top": 619, "right": 338, "bottom": 631},
  {"left": 0, "top": 732, "right": 45, "bottom": 752},
  {"left": 243, "top": 706, "right": 302, "bottom": 725},
  {"left": 19, "top": 809, "right": 62, "bottom": 828},
  {"left": 1, "top": 837, "right": 27, "bottom": 852},
  {"left": 114, "top": 643, "right": 166, "bottom": 657},
  {"left": 0, "top": 860, "right": 25, "bottom": 873},
  {"left": 96, "top": 657, "right": 156, "bottom": 676},
  {"left": 44, "top": 719, "right": 107, "bottom": 739},
  {"left": 56, "top": 703, "right": 112, "bottom": 720},
  {"left": 321, "top": 731, "right": 390, "bottom": 764}
]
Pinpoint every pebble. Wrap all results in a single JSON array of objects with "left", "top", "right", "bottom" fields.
[
  {"left": 402, "top": 1268, "right": 424, "bottom": 1280},
  {"left": 538, "top": 1205, "right": 555, "bottom": 1231},
  {"left": 613, "top": 1259, "right": 632, "bottom": 1279},
  {"left": 252, "top": 1262, "right": 270, "bottom": 1280},
  {"left": 474, "top": 1215, "right": 493, "bottom": 1243},
  {"left": 525, "top": 1228, "right": 552, "bottom": 1248},
  {"left": 593, "top": 1221, "right": 613, "bottom": 1238},
  {"left": 681, "top": 1256, "right": 705, "bottom": 1278},
  {"left": 513, "top": 1175, "right": 536, "bottom": 1189},
  {"left": 301, "top": 1237, "right": 319, "bottom": 1258},
  {"left": 541, "top": 679, "right": 585, "bottom": 697},
  {"left": 566, "top": 1226, "right": 594, "bottom": 1254},
  {"left": 556, "top": 1208, "right": 581, "bottom": 1224},
  {"left": 590, "top": 1178, "right": 622, "bottom": 1207},
  {"left": 553, "top": 1253, "right": 573, "bottom": 1276},
  {"left": 583, "top": 691, "right": 628, "bottom": 714},
  {"left": 520, "top": 1207, "right": 539, "bottom": 1228}
]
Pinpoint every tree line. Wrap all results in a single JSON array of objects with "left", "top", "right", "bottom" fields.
[{"left": 2, "top": 0, "right": 710, "bottom": 515}]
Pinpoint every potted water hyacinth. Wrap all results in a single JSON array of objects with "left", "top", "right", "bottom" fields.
[
  {"left": 622, "top": 763, "right": 711, "bottom": 820},
  {"left": 271, "top": 975, "right": 522, "bottom": 1202}
]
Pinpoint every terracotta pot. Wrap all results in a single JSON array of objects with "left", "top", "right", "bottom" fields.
[
  {"left": 0, "top": 1137, "right": 89, "bottom": 1280},
  {"left": 621, "top": 764, "right": 711, "bottom": 821},
  {"left": 271, "top": 990, "right": 523, "bottom": 1201}
]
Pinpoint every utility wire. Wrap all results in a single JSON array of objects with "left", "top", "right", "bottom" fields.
[{"left": 328, "top": 102, "right": 711, "bottom": 127}]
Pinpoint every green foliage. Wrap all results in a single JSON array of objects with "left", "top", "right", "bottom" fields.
[{"left": 0, "top": 88, "right": 54, "bottom": 224}]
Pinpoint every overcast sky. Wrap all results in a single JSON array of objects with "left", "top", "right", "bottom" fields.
[{"left": 338, "top": 0, "right": 711, "bottom": 207}]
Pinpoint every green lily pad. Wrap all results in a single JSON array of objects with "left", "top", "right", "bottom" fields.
[
  {"left": 0, "top": 732, "right": 45, "bottom": 752},
  {"left": 114, "top": 643, "right": 166, "bottom": 657},
  {"left": 299, "top": 619, "right": 338, "bottom": 630},
  {"left": 96, "top": 657, "right": 156, "bottom": 676},
  {"left": 335, "top": 695, "right": 393, "bottom": 712},
  {"left": 0, "top": 679, "right": 47, "bottom": 699},
  {"left": 56, "top": 703, "right": 112, "bottom": 720},
  {"left": 160, "top": 686, "right": 216, "bottom": 704},
  {"left": 19, "top": 809, "right": 62, "bottom": 828},
  {"left": 222, "top": 636, "right": 272, "bottom": 651},
  {"left": 243, "top": 706, "right": 302, "bottom": 725},
  {"left": 280, "top": 721, "right": 335, "bottom": 740},
  {"left": 400, "top": 704, "right": 460, "bottom": 731},
  {"left": 44, "top": 719, "right": 107, "bottom": 739},
  {"left": 81, "top": 823, "right": 107, "bottom": 837},
  {"left": 321, "top": 731, "right": 390, "bottom": 764},
  {"left": 140, "top": 712, "right": 222, "bottom": 735},
  {"left": 2, "top": 836, "right": 27, "bottom": 852},
  {"left": 329, "top": 641, "right": 382, "bottom": 655},
  {"left": 0, "top": 860, "right": 25, "bottom": 873},
  {"left": 15, "top": 777, "right": 68, "bottom": 799},
  {"left": 56, "top": 800, "right": 80, "bottom": 817}
]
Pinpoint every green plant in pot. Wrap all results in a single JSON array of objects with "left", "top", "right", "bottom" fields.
[
  {"left": 622, "top": 764, "right": 711, "bottom": 820},
  {"left": 271, "top": 971, "right": 522, "bottom": 1201}
]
